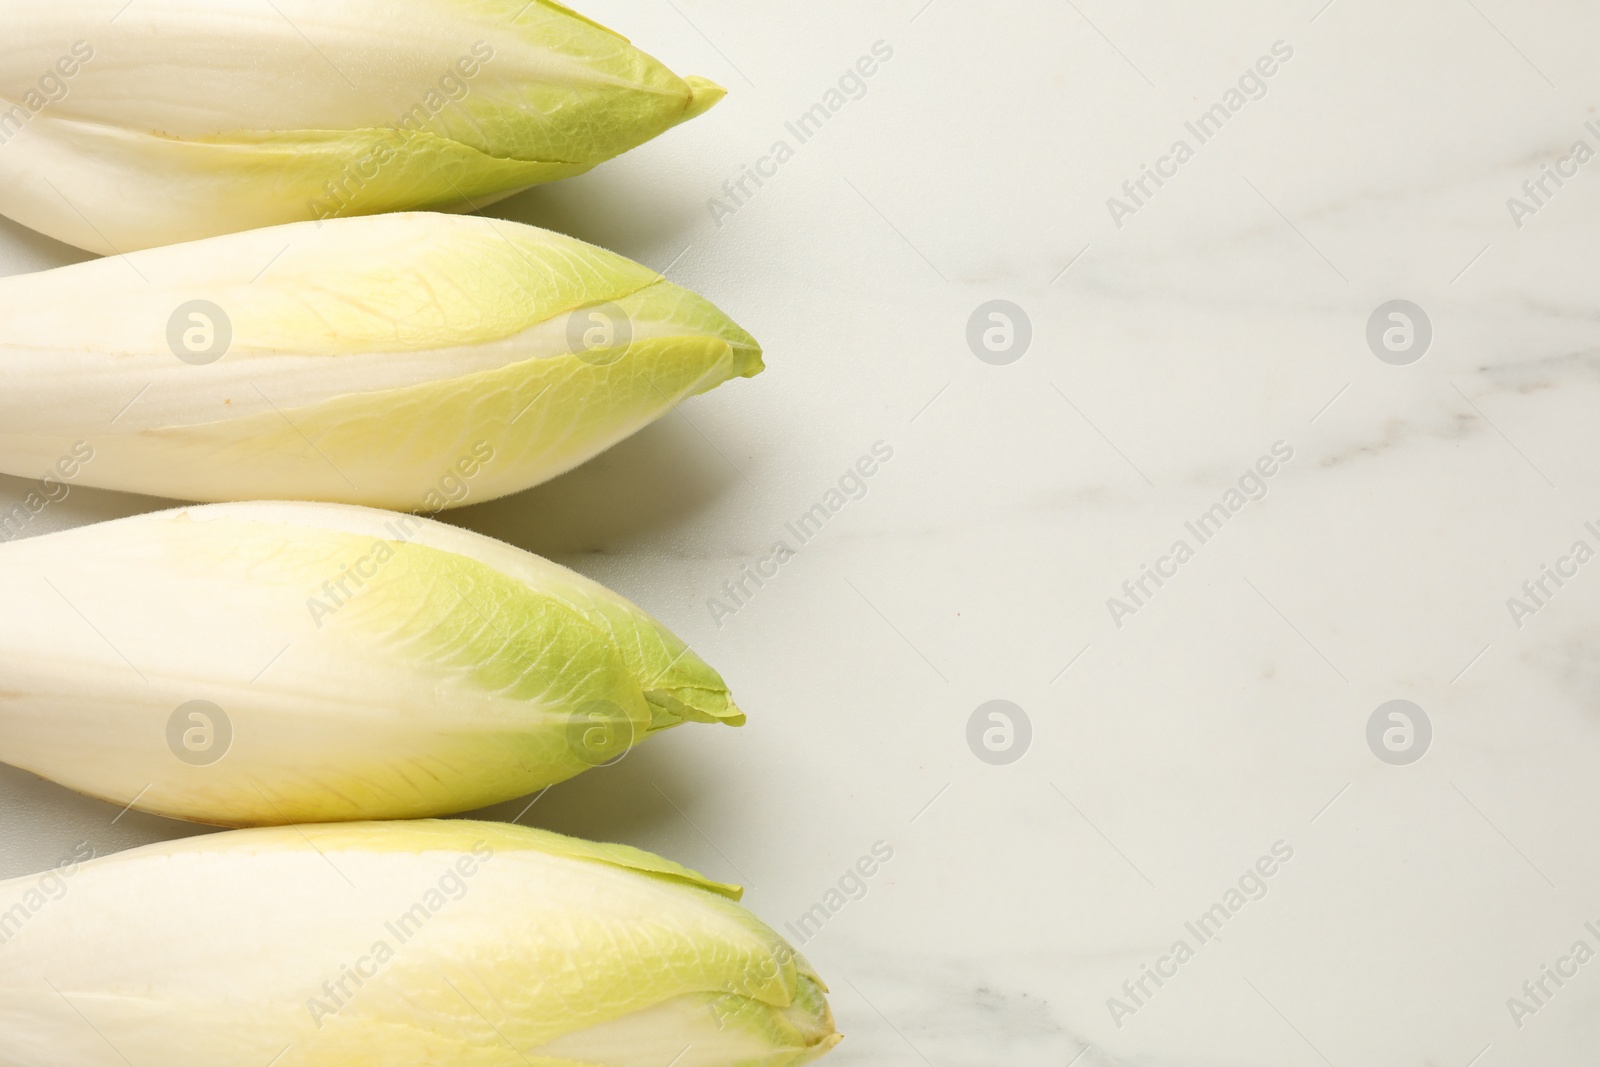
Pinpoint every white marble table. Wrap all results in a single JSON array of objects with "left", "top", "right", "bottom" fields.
[{"left": 5, "top": 1, "right": 1600, "bottom": 1064}]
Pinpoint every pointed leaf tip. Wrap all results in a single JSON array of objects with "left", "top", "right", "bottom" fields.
[{"left": 684, "top": 76, "right": 729, "bottom": 120}]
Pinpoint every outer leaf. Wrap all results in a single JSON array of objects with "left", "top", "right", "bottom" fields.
[
  {"left": 0, "top": 0, "right": 725, "bottom": 251},
  {"left": 0, "top": 501, "right": 741, "bottom": 825},
  {"left": 0, "top": 821, "right": 841, "bottom": 1067},
  {"left": 0, "top": 213, "right": 762, "bottom": 510}
]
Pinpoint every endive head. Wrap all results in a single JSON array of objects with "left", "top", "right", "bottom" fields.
[
  {"left": 0, "top": 0, "right": 726, "bottom": 252},
  {"left": 0, "top": 212, "right": 762, "bottom": 510},
  {"left": 0, "top": 820, "right": 842, "bottom": 1066},
  {"left": 0, "top": 501, "right": 742, "bottom": 825}
]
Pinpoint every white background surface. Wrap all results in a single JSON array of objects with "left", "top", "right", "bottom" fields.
[{"left": 7, "top": 1, "right": 1600, "bottom": 1064}]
